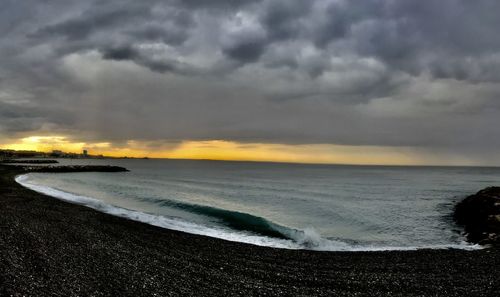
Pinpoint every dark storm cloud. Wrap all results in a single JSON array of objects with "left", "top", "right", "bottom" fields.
[
  {"left": 0, "top": 102, "right": 48, "bottom": 133},
  {"left": 223, "top": 34, "right": 268, "bottom": 63},
  {"left": 101, "top": 46, "right": 139, "bottom": 61},
  {"left": 35, "top": 6, "right": 151, "bottom": 41},
  {"left": 259, "top": 0, "right": 312, "bottom": 40},
  {"left": 176, "top": 0, "right": 262, "bottom": 9},
  {"left": 2, "top": 0, "right": 500, "bottom": 160},
  {"left": 24, "top": 0, "right": 500, "bottom": 80},
  {"left": 126, "top": 25, "right": 190, "bottom": 46},
  {"left": 311, "top": 0, "right": 383, "bottom": 47}
]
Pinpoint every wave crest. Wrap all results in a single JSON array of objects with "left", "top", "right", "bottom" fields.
[{"left": 15, "top": 174, "right": 482, "bottom": 252}]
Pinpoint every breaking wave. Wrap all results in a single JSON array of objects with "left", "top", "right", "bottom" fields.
[{"left": 16, "top": 174, "right": 481, "bottom": 252}]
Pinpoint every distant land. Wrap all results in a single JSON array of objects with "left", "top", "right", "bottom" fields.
[
  {"left": 4, "top": 148, "right": 500, "bottom": 169},
  {"left": 0, "top": 148, "right": 149, "bottom": 160}
]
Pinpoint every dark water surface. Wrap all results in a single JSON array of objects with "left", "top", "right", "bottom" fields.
[{"left": 17, "top": 159, "right": 500, "bottom": 251}]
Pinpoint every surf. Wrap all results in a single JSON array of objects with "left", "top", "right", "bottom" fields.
[{"left": 15, "top": 173, "right": 481, "bottom": 252}]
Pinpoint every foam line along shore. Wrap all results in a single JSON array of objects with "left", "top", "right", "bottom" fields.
[{"left": 1, "top": 164, "right": 500, "bottom": 296}]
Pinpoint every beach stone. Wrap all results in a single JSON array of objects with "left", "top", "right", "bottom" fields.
[{"left": 2, "top": 164, "right": 500, "bottom": 296}]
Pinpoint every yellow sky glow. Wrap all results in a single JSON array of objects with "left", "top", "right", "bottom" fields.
[{"left": 0, "top": 135, "right": 475, "bottom": 166}]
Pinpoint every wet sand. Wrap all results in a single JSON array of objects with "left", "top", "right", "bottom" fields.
[{"left": 1, "top": 165, "right": 499, "bottom": 296}]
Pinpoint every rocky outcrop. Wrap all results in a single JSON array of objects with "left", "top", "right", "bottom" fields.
[
  {"left": 1, "top": 159, "right": 59, "bottom": 164},
  {"left": 18, "top": 165, "right": 129, "bottom": 173},
  {"left": 37, "top": 165, "right": 129, "bottom": 173},
  {"left": 454, "top": 187, "right": 500, "bottom": 245}
]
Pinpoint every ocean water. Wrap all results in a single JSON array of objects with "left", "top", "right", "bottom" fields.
[{"left": 16, "top": 159, "right": 500, "bottom": 251}]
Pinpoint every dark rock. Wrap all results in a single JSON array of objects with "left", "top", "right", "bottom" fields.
[
  {"left": 1, "top": 159, "right": 59, "bottom": 164},
  {"left": 454, "top": 187, "right": 500, "bottom": 245},
  {"left": 29, "top": 165, "right": 129, "bottom": 173}
]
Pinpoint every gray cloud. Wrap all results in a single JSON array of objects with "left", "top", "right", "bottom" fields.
[
  {"left": 1, "top": 0, "right": 500, "bottom": 162},
  {"left": 101, "top": 46, "right": 138, "bottom": 61},
  {"left": 223, "top": 33, "right": 268, "bottom": 64},
  {"left": 260, "top": 0, "right": 312, "bottom": 41},
  {"left": 35, "top": 6, "right": 151, "bottom": 41},
  {"left": 126, "top": 24, "right": 190, "bottom": 46}
]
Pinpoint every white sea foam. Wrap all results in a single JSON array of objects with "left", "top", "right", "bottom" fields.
[{"left": 15, "top": 174, "right": 482, "bottom": 252}]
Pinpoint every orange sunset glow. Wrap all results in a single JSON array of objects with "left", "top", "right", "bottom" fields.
[
  {"left": 0, "top": 135, "right": 479, "bottom": 166},
  {"left": 2, "top": 1, "right": 500, "bottom": 295}
]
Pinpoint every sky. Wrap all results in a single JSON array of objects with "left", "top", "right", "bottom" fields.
[{"left": 1, "top": 0, "right": 500, "bottom": 165}]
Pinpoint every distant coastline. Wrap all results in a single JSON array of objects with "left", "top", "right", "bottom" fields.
[
  {"left": 4, "top": 148, "right": 500, "bottom": 169},
  {"left": 0, "top": 148, "right": 150, "bottom": 160}
]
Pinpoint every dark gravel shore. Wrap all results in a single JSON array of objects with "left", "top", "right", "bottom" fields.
[{"left": 1, "top": 165, "right": 499, "bottom": 296}]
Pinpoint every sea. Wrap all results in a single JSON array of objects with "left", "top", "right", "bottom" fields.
[{"left": 16, "top": 158, "right": 500, "bottom": 251}]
